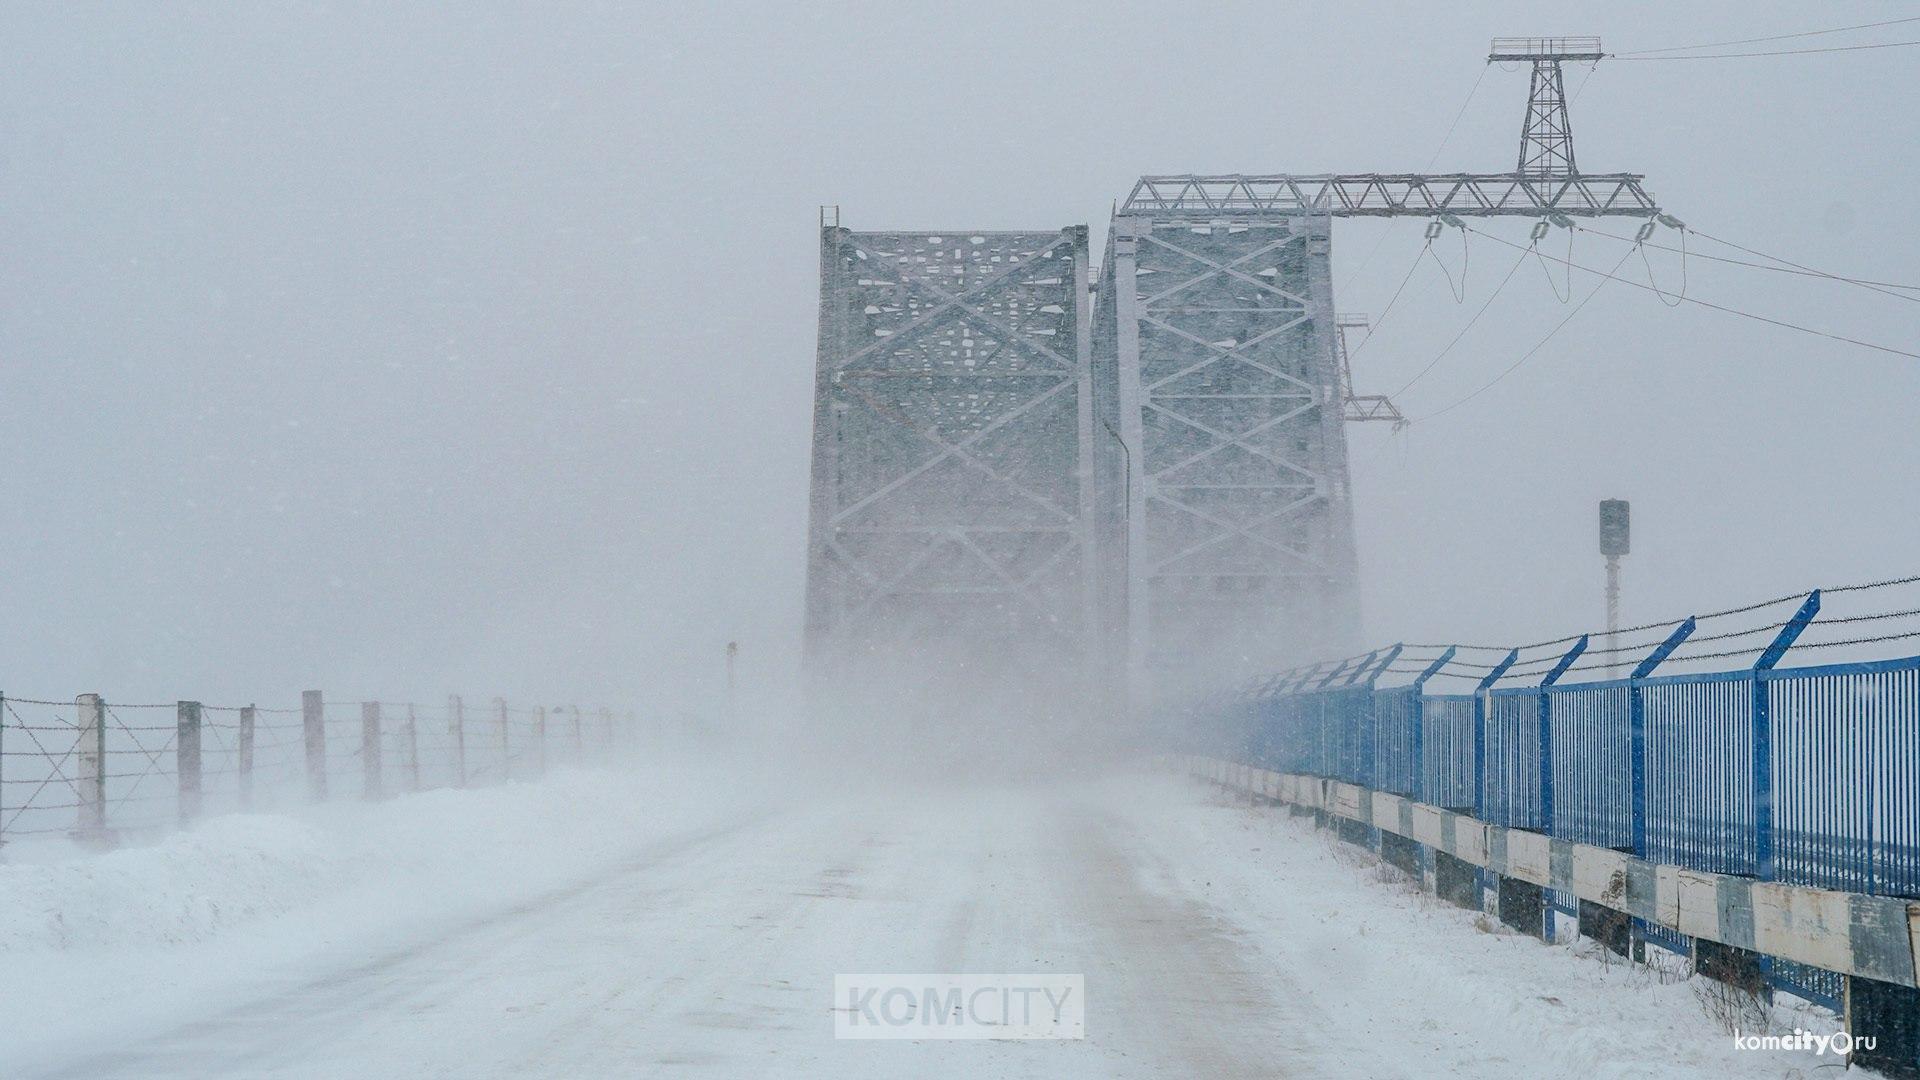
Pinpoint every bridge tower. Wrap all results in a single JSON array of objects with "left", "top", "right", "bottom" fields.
[
  {"left": 803, "top": 219, "right": 1098, "bottom": 702},
  {"left": 1093, "top": 205, "right": 1360, "bottom": 702}
]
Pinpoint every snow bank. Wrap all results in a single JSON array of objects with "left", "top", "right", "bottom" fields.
[
  {"left": 1136, "top": 775, "right": 1843, "bottom": 1079},
  {"left": 0, "top": 754, "right": 763, "bottom": 1070}
]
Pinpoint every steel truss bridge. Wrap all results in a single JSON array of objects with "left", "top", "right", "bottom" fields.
[
  {"left": 803, "top": 179, "right": 1660, "bottom": 706},
  {"left": 804, "top": 38, "right": 1663, "bottom": 708}
]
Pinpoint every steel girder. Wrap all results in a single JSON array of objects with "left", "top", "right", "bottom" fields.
[
  {"left": 1121, "top": 173, "right": 1657, "bottom": 217},
  {"left": 804, "top": 226, "right": 1096, "bottom": 685},
  {"left": 1096, "top": 210, "right": 1361, "bottom": 700}
]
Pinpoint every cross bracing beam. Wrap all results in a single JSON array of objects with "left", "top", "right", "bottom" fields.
[{"left": 1121, "top": 173, "right": 1656, "bottom": 217}]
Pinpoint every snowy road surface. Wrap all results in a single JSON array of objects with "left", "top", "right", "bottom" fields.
[{"left": 10, "top": 767, "right": 1821, "bottom": 1078}]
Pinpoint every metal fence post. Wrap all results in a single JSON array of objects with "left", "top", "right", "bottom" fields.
[
  {"left": 1629, "top": 618, "right": 1697, "bottom": 858},
  {"left": 361, "top": 701, "right": 382, "bottom": 800},
  {"left": 496, "top": 698, "right": 510, "bottom": 781},
  {"left": 1358, "top": 645, "right": 1401, "bottom": 789},
  {"left": 177, "top": 700, "right": 202, "bottom": 823},
  {"left": 1473, "top": 651, "right": 1519, "bottom": 819},
  {"left": 75, "top": 693, "right": 106, "bottom": 838},
  {"left": 1409, "top": 647, "right": 1458, "bottom": 803},
  {"left": 406, "top": 704, "right": 420, "bottom": 792},
  {"left": 1537, "top": 636, "right": 1590, "bottom": 836},
  {"left": 1753, "top": 591, "right": 1820, "bottom": 881},
  {"left": 571, "top": 705, "right": 583, "bottom": 753},
  {"left": 449, "top": 694, "right": 466, "bottom": 787},
  {"left": 238, "top": 704, "right": 255, "bottom": 810},
  {"left": 534, "top": 706, "right": 547, "bottom": 776},
  {"left": 302, "top": 690, "right": 327, "bottom": 802}
]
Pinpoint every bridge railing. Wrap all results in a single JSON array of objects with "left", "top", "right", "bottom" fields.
[
  {"left": 1640, "top": 669, "right": 1754, "bottom": 876},
  {"left": 1213, "top": 586, "right": 1920, "bottom": 906},
  {"left": 1768, "top": 655, "right": 1920, "bottom": 896}
]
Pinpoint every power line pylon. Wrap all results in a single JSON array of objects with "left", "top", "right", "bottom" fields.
[{"left": 1489, "top": 37, "right": 1607, "bottom": 178}]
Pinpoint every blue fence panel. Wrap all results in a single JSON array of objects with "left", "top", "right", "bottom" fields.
[
  {"left": 1481, "top": 688, "right": 1542, "bottom": 829},
  {"left": 1770, "top": 959, "right": 1844, "bottom": 1011},
  {"left": 1768, "top": 658, "right": 1920, "bottom": 897},
  {"left": 1638, "top": 919, "right": 1691, "bottom": 959},
  {"left": 1295, "top": 692, "right": 1326, "bottom": 777},
  {"left": 1642, "top": 671, "right": 1754, "bottom": 876},
  {"left": 1300, "top": 694, "right": 1324, "bottom": 776},
  {"left": 1321, "top": 687, "right": 1372, "bottom": 786},
  {"left": 1371, "top": 686, "right": 1420, "bottom": 797},
  {"left": 1421, "top": 694, "right": 1476, "bottom": 810},
  {"left": 1545, "top": 680, "right": 1632, "bottom": 848},
  {"left": 1226, "top": 650, "right": 1920, "bottom": 905},
  {"left": 1262, "top": 693, "right": 1294, "bottom": 773}
]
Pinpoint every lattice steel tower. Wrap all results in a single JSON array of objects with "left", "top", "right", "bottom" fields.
[
  {"left": 1491, "top": 37, "right": 1607, "bottom": 178},
  {"left": 804, "top": 221, "right": 1096, "bottom": 696},
  {"left": 1093, "top": 203, "right": 1357, "bottom": 700}
]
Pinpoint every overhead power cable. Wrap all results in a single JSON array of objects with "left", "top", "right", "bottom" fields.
[
  {"left": 1345, "top": 67, "right": 1489, "bottom": 281},
  {"left": 1534, "top": 224, "right": 1574, "bottom": 302},
  {"left": 1574, "top": 226, "right": 1920, "bottom": 301},
  {"left": 1348, "top": 240, "right": 1428, "bottom": 359},
  {"left": 1614, "top": 38, "right": 1920, "bottom": 61},
  {"left": 1391, "top": 246, "right": 1529, "bottom": 397},
  {"left": 1616, "top": 16, "right": 1920, "bottom": 56},
  {"left": 1408, "top": 244, "right": 1636, "bottom": 423},
  {"left": 1692, "top": 226, "right": 1920, "bottom": 301},
  {"left": 1462, "top": 226, "right": 1920, "bottom": 361},
  {"left": 1425, "top": 224, "right": 1469, "bottom": 302},
  {"left": 1424, "top": 66, "right": 1488, "bottom": 171}
]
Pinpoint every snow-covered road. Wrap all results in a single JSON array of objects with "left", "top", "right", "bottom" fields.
[{"left": 9, "top": 766, "right": 1827, "bottom": 1078}]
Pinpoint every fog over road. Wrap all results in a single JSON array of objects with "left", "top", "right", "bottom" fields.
[{"left": 22, "top": 769, "right": 1792, "bottom": 1079}]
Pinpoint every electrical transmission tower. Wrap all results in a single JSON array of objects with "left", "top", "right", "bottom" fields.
[
  {"left": 1100, "top": 33, "right": 1653, "bottom": 705},
  {"left": 1490, "top": 37, "right": 1607, "bottom": 177}
]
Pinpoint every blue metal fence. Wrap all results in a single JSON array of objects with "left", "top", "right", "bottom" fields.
[
  {"left": 1371, "top": 686, "right": 1420, "bottom": 797},
  {"left": 1480, "top": 688, "right": 1542, "bottom": 830},
  {"left": 1421, "top": 694, "right": 1476, "bottom": 810},
  {"left": 1232, "top": 591, "right": 1920, "bottom": 904},
  {"left": 1768, "top": 656, "right": 1920, "bottom": 896},
  {"left": 1220, "top": 588, "right": 1920, "bottom": 1002},
  {"left": 1547, "top": 680, "right": 1633, "bottom": 848},
  {"left": 1641, "top": 670, "right": 1754, "bottom": 876}
]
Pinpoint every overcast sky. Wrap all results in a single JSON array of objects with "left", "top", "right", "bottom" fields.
[{"left": 3, "top": 2, "right": 1916, "bottom": 712}]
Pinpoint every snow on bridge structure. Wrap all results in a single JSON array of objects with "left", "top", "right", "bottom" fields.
[
  {"left": 803, "top": 37, "right": 1662, "bottom": 709},
  {"left": 801, "top": 222, "right": 1099, "bottom": 703}
]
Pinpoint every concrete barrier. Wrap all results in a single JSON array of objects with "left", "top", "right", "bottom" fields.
[{"left": 1182, "top": 753, "right": 1920, "bottom": 1066}]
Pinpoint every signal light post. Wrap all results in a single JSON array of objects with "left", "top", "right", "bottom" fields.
[{"left": 1600, "top": 499, "right": 1630, "bottom": 676}]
